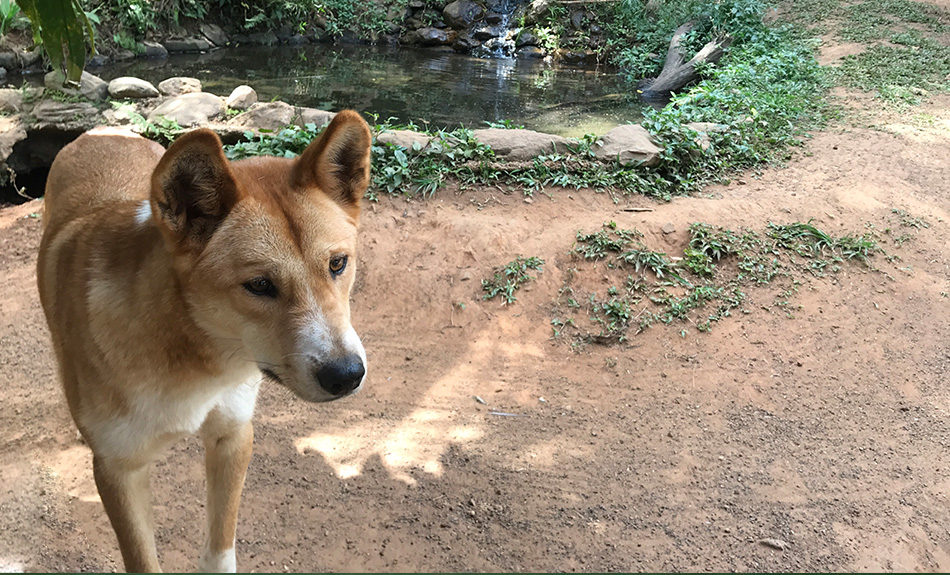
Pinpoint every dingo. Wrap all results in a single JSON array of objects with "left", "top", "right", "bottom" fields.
[{"left": 36, "top": 111, "right": 372, "bottom": 572}]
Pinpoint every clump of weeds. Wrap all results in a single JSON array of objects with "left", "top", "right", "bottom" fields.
[
  {"left": 554, "top": 217, "right": 888, "bottom": 345},
  {"left": 482, "top": 256, "right": 545, "bottom": 305}
]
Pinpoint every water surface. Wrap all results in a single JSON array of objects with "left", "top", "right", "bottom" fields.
[{"left": 90, "top": 44, "right": 642, "bottom": 137}]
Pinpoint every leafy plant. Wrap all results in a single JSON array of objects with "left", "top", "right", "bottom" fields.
[
  {"left": 561, "top": 217, "right": 886, "bottom": 344},
  {"left": 1, "top": 0, "right": 28, "bottom": 35},
  {"left": 482, "top": 256, "right": 545, "bottom": 304},
  {"left": 15, "top": 0, "right": 96, "bottom": 85}
]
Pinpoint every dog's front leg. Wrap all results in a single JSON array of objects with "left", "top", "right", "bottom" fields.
[
  {"left": 93, "top": 455, "right": 162, "bottom": 573},
  {"left": 198, "top": 417, "right": 254, "bottom": 573}
]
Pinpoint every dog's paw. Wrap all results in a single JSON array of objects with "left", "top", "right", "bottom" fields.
[{"left": 198, "top": 547, "right": 236, "bottom": 573}]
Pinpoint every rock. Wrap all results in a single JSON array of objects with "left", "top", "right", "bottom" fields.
[
  {"left": 113, "top": 49, "right": 136, "bottom": 61},
  {"left": 452, "top": 34, "right": 480, "bottom": 53},
  {"left": 472, "top": 128, "right": 569, "bottom": 160},
  {"left": 30, "top": 100, "right": 100, "bottom": 126},
  {"left": 44, "top": 70, "right": 109, "bottom": 101},
  {"left": 0, "top": 117, "right": 27, "bottom": 179},
  {"left": 661, "top": 223, "right": 675, "bottom": 235},
  {"left": 285, "top": 34, "right": 309, "bottom": 45},
  {"left": 0, "top": 67, "right": 6, "bottom": 84},
  {"left": 524, "top": 0, "right": 550, "bottom": 26},
  {"left": 248, "top": 31, "right": 279, "bottom": 46},
  {"left": 516, "top": 30, "right": 538, "bottom": 47},
  {"left": 158, "top": 77, "right": 202, "bottom": 96},
  {"left": 163, "top": 37, "right": 212, "bottom": 53},
  {"left": 557, "top": 49, "right": 596, "bottom": 65},
  {"left": 485, "top": 12, "right": 504, "bottom": 25},
  {"left": 148, "top": 92, "right": 225, "bottom": 126},
  {"left": 376, "top": 129, "right": 432, "bottom": 153},
  {"left": 226, "top": 85, "right": 258, "bottom": 110},
  {"left": 87, "top": 53, "right": 111, "bottom": 67},
  {"left": 443, "top": 0, "right": 484, "bottom": 29},
  {"left": 473, "top": 26, "right": 503, "bottom": 41},
  {"left": 593, "top": 124, "right": 663, "bottom": 167},
  {"left": 758, "top": 538, "right": 788, "bottom": 551},
  {"left": 414, "top": 27, "right": 453, "bottom": 46},
  {"left": 200, "top": 22, "right": 229, "bottom": 47},
  {"left": 19, "top": 49, "right": 42, "bottom": 68},
  {"left": 0, "top": 52, "right": 16, "bottom": 70},
  {"left": 517, "top": 46, "right": 545, "bottom": 59},
  {"left": 228, "top": 101, "right": 296, "bottom": 130},
  {"left": 685, "top": 122, "right": 727, "bottom": 152},
  {"left": 142, "top": 41, "right": 168, "bottom": 59},
  {"left": 108, "top": 77, "right": 160, "bottom": 99},
  {"left": 570, "top": 9, "right": 586, "bottom": 30},
  {"left": 294, "top": 107, "right": 336, "bottom": 129}
]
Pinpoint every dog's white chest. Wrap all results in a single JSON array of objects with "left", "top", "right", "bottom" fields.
[{"left": 90, "top": 371, "right": 261, "bottom": 460}]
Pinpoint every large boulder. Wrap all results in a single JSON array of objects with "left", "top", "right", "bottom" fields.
[
  {"left": 443, "top": 0, "right": 484, "bottom": 29},
  {"left": 162, "top": 37, "right": 212, "bottom": 53},
  {"left": 294, "top": 107, "right": 336, "bottom": 129},
  {"left": 108, "top": 77, "right": 160, "bottom": 99},
  {"left": 411, "top": 27, "right": 454, "bottom": 46},
  {"left": 158, "top": 77, "right": 202, "bottom": 96},
  {"left": 44, "top": 70, "right": 109, "bottom": 101},
  {"left": 200, "top": 22, "right": 229, "bottom": 47},
  {"left": 472, "top": 128, "right": 568, "bottom": 160},
  {"left": 0, "top": 89, "right": 24, "bottom": 114},
  {"left": 228, "top": 101, "right": 296, "bottom": 130},
  {"left": 226, "top": 85, "right": 257, "bottom": 110},
  {"left": 592, "top": 124, "right": 663, "bottom": 167},
  {"left": 30, "top": 100, "right": 101, "bottom": 128},
  {"left": 0, "top": 116, "right": 27, "bottom": 186},
  {"left": 142, "top": 41, "right": 169, "bottom": 59},
  {"left": 376, "top": 129, "right": 432, "bottom": 153},
  {"left": 148, "top": 92, "right": 225, "bottom": 126}
]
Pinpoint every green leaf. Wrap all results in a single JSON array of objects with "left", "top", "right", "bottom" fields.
[{"left": 15, "top": 0, "right": 95, "bottom": 86}]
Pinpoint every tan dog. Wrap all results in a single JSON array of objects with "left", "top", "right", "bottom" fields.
[{"left": 36, "top": 111, "right": 372, "bottom": 572}]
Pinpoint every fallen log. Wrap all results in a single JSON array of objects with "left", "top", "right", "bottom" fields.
[{"left": 638, "top": 22, "right": 733, "bottom": 102}]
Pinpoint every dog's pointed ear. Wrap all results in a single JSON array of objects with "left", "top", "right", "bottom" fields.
[
  {"left": 151, "top": 129, "right": 240, "bottom": 247},
  {"left": 292, "top": 110, "right": 372, "bottom": 216}
]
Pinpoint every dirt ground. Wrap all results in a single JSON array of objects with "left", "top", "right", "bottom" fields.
[{"left": 1, "top": 83, "right": 950, "bottom": 572}]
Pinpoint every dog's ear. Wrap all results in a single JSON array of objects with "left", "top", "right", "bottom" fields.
[
  {"left": 151, "top": 129, "right": 240, "bottom": 247},
  {"left": 292, "top": 110, "right": 372, "bottom": 216}
]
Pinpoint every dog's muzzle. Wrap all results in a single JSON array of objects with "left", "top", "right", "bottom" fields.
[{"left": 315, "top": 354, "right": 365, "bottom": 397}]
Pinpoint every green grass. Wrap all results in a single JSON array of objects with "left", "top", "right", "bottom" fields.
[
  {"left": 482, "top": 256, "right": 545, "bottom": 305},
  {"left": 557, "top": 219, "right": 885, "bottom": 343},
  {"left": 784, "top": 0, "right": 950, "bottom": 105}
]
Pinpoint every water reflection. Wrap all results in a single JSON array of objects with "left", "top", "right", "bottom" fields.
[{"left": 88, "top": 44, "right": 641, "bottom": 137}]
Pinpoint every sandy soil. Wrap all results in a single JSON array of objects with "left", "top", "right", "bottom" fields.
[{"left": 1, "top": 88, "right": 950, "bottom": 572}]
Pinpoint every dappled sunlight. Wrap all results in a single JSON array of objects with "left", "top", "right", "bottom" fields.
[
  {"left": 0, "top": 559, "right": 24, "bottom": 573},
  {"left": 47, "top": 445, "right": 99, "bottom": 504},
  {"left": 296, "top": 406, "right": 484, "bottom": 485}
]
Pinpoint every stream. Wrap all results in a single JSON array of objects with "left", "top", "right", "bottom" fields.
[{"left": 84, "top": 44, "right": 643, "bottom": 138}]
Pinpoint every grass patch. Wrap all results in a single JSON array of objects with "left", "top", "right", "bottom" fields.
[
  {"left": 786, "top": 0, "right": 950, "bottom": 105},
  {"left": 482, "top": 256, "right": 545, "bottom": 305},
  {"left": 554, "top": 219, "right": 883, "bottom": 344}
]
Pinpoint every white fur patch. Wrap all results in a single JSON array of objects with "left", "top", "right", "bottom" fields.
[
  {"left": 85, "top": 369, "right": 261, "bottom": 460},
  {"left": 297, "top": 311, "right": 333, "bottom": 359},
  {"left": 134, "top": 200, "right": 151, "bottom": 226},
  {"left": 343, "top": 326, "right": 367, "bottom": 392},
  {"left": 198, "top": 546, "right": 236, "bottom": 573}
]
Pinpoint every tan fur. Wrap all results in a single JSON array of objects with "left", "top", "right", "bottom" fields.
[{"left": 37, "top": 112, "right": 373, "bottom": 572}]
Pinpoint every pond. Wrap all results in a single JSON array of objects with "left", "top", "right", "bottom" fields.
[{"left": 87, "top": 44, "right": 643, "bottom": 138}]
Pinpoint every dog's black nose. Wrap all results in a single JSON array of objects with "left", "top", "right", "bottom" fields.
[{"left": 316, "top": 355, "right": 365, "bottom": 397}]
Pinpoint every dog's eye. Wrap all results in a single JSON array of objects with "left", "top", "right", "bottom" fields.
[
  {"left": 243, "top": 277, "right": 277, "bottom": 297},
  {"left": 329, "top": 255, "right": 348, "bottom": 277}
]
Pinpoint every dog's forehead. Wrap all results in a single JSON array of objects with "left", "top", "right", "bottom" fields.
[{"left": 243, "top": 190, "right": 357, "bottom": 259}]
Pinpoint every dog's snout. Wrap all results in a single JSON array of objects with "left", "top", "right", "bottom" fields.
[{"left": 315, "top": 355, "right": 365, "bottom": 397}]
